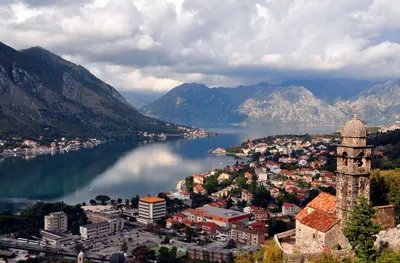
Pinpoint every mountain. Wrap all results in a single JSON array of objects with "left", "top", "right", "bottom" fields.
[
  {"left": 0, "top": 42, "right": 181, "bottom": 138},
  {"left": 142, "top": 83, "right": 348, "bottom": 126},
  {"left": 239, "top": 86, "right": 347, "bottom": 125},
  {"left": 281, "top": 79, "right": 375, "bottom": 102},
  {"left": 142, "top": 83, "right": 247, "bottom": 126},
  {"left": 336, "top": 80, "right": 400, "bottom": 124},
  {"left": 120, "top": 91, "right": 163, "bottom": 109}
]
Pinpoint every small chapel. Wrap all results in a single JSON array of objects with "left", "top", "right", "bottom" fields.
[{"left": 292, "top": 115, "right": 396, "bottom": 254}]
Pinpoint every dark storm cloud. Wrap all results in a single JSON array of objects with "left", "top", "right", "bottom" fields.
[{"left": 1, "top": 0, "right": 400, "bottom": 91}]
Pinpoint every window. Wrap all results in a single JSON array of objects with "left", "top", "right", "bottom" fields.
[
  {"left": 357, "top": 152, "right": 364, "bottom": 167},
  {"left": 342, "top": 152, "right": 348, "bottom": 166}
]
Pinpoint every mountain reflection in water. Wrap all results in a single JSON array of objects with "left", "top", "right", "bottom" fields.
[{"left": 0, "top": 125, "right": 339, "bottom": 212}]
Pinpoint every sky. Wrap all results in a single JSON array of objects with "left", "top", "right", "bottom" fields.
[{"left": 1, "top": 0, "right": 400, "bottom": 92}]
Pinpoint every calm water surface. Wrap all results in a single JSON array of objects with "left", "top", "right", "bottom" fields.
[{"left": 0, "top": 125, "right": 338, "bottom": 211}]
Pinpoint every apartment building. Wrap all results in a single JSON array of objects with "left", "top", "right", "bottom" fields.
[
  {"left": 80, "top": 221, "right": 110, "bottom": 240},
  {"left": 44, "top": 212, "right": 68, "bottom": 233},
  {"left": 137, "top": 197, "right": 166, "bottom": 224},
  {"left": 230, "top": 225, "right": 267, "bottom": 245}
]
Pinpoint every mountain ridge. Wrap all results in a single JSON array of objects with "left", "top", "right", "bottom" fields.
[
  {"left": 0, "top": 42, "right": 181, "bottom": 138},
  {"left": 142, "top": 80, "right": 400, "bottom": 126}
]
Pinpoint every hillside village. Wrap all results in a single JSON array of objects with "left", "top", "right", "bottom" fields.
[{"left": 161, "top": 134, "right": 342, "bottom": 254}]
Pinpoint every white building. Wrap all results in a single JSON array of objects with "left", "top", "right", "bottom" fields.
[
  {"left": 40, "top": 230, "right": 74, "bottom": 247},
  {"left": 80, "top": 221, "right": 110, "bottom": 240},
  {"left": 282, "top": 202, "right": 301, "bottom": 216},
  {"left": 254, "top": 167, "right": 268, "bottom": 182},
  {"left": 44, "top": 212, "right": 68, "bottom": 233},
  {"left": 137, "top": 197, "right": 166, "bottom": 224},
  {"left": 79, "top": 217, "right": 124, "bottom": 240}
]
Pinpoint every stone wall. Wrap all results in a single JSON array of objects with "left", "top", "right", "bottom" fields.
[
  {"left": 374, "top": 205, "right": 396, "bottom": 230},
  {"left": 282, "top": 249, "right": 354, "bottom": 263},
  {"left": 276, "top": 230, "right": 354, "bottom": 263}
]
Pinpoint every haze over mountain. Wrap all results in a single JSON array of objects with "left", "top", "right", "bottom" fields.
[
  {"left": 336, "top": 80, "right": 400, "bottom": 124},
  {"left": 281, "top": 79, "right": 375, "bottom": 103},
  {"left": 0, "top": 42, "right": 181, "bottom": 138},
  {"left": 120, "top": 91, "right": 163, "bottom": 109},
  {"left": 142, "top": 80, "right": 400, "bottom": 127}
]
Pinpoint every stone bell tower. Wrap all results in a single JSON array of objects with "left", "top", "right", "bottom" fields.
[
  {"left": 77, "top": 250, "right": 84, "bottom": 263},
  {"left": 336, "top": 114, "right": 372, "bottom": 224}
]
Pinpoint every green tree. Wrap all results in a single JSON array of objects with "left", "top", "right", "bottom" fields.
[
  {"left": 262, "top": 241, "right": 283, "bottom": 263},
  {"left": 70, "top": 221, "right": 80, "bottom": 235},
  {"left": 132, "top": 245, "right": 155, "bottom": 263},
  {"left": 225, "top": 239, "right": 236, "bottom": 249},
  {"left": 344, "top": 196, "right": 380, "bottom": 263},
  {"left": 89, "top": 199, "right": 97, "bottom": 205},
  {"left": 131, "top": 195, "right": 140, "bottom": 208},
  {"left": 157, "top": 247, "right": 171, "bottom": 263},
  {"left": 120, "top": 241, "right": 128, "bottom": 253},
  {"left": 74, "top": 243, "right": 84, "bottom": 254},
  {"left": 163, "top": 236, "right": 170, "bottom": 244},
  {"left": 226, "top": 252, "right": 235, "bottom": 263},
  {"left": 204, "top": 174, "right": 219, "bottom": 194},
  {"left": 235, "top": 175, "right": 247, "bottom": 188},
  {"left": 185, "top": 176, "right": 194, "bottom": 192},
  {"left": 169, "top": 246, "right": 177, "bottom": 263},
  {"left": 185, "top": 226, "right": 195, "bottom": 242},
  {"left": 376, "top": 249, "right": 400, "bottom": 263},
  {"left": 252, "top": 185, "right": 271, "bottom": 207},
  {"left": 95, "top": 195, "right": 111, "bottom": 205}
]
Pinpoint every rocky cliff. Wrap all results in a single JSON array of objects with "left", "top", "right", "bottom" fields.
[
  {"left": 336, "top": 80, "right": 400, "bottom": 125},
  {"left": 142, "top": 83, "right": 349, "bottom": 126},
  {"left": 0, "top": 42, "right": 180, "bottom": 138},
  {"left": 239, "top": 86, "right": 347, "bottom": 125}
]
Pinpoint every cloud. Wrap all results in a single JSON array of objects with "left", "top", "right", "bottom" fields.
[{"left": 1, "top": 0, "right": 400, "bottom": 92}]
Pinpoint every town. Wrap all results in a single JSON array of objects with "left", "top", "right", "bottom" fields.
[
  {"left": 0, "top": 127, "right": 216, "bottom": 160},
  {"left": 0, "top": 131, "right": 342, "bottom": 262},
  {"left": 1, "top": 116, "right": 400, "bottom": 263}
]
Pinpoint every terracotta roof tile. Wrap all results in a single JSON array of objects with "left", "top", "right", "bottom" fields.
[
  {"left": 299, "top": 210, "right": 339, "bottom": 232},
  {"left": 306, "top": 192, "right": 336, "bottom": 213},
  {"left": 295, "top": 208, "right": 309, "bottom": 221}
]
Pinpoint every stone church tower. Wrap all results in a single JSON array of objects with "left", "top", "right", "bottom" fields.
[
  {"left": 336, "top": 115, "right": 372, "bottom": 224},
  {"left": 77, "top": 251, "right": 84, "bottom": 263}
]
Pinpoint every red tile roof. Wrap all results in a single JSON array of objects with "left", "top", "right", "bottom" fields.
[
  {"left": 194, "top": 185, "right": 206, "bottom": 193},
  {"left": 250, "top": 222, "right": 266, "bottom": 229},
  {"left": 183, "top": 220, "right": 193, "bottom": 226},
  {"left": 307, "top": 192, "right": 336, "bottom": 213},
  {"left": 244, "top": 172, "right": 253, "bottom": 178},
  {"left": 295, "top": 208, "right": 309, "bottom": 221},
  {"left": 283, "top": 202, "right": 296, "bottom": 208},
  {"left": 298, "top": 210, "right": 339, "bottom": 232},
  {"left": 175, "top": 212, "right": 187, "bottom": 218},
  {"left": 203, "top": 222, "right": 219, "bottom": 228}
]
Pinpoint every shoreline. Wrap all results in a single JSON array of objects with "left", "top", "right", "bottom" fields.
[{"left": 0, "top": 128, "right": 217, "bottom": 161}]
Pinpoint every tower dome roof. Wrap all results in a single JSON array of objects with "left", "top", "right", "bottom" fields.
[{"left": 341, "top": 114, "right": 367, "bottom": 138}]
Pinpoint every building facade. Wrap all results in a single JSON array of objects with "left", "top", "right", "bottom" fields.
[
  {"left": 80, "top": 221, "right": 111, "bottom": 240},
  {"left": 137, "top": 197, "right": 166, "bottom": 224},
  {"left": 195, "top": 206, "right": 250, "bottom": 228},
  {"left": 230, "top": 225, "right": 267, "bottom": 245},
  {"left": 44, "top": 212, "right": 68, "bottom": 233}
]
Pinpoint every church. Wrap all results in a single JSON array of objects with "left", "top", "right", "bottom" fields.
[{"left": 276, "top": 115, "right": 396, "bottom": 257}]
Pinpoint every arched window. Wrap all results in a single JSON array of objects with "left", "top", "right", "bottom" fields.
[
  {"left": 357, "top": 152, "right": 364, "bottom": 167},
  {"left": 342, "top": 152, "right": 348, "bottom": 166}
]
